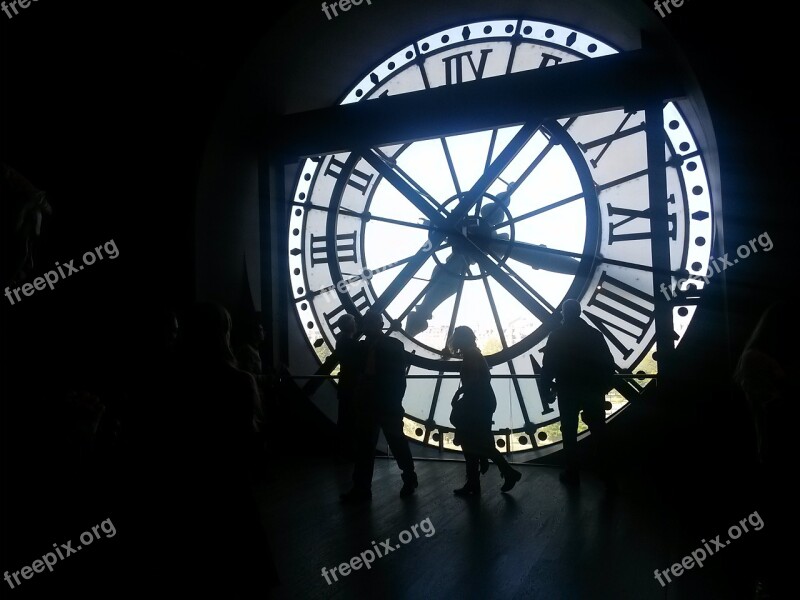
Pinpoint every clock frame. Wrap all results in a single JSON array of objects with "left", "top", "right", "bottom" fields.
[{"left": 282, "top": 17, "right": 714, "bottom": 457}]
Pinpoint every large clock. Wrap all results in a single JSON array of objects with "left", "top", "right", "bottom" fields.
[{"left": 286, "top": 18, "right": 713, "bottom": 456}]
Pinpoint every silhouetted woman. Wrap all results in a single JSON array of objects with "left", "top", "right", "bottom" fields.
[{"left": 449, "top": 326, "right": 521, "bottom": 495}]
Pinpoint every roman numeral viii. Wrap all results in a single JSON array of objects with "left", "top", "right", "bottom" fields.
[
  {"left": 324, "top": 289, "right": 370, "bottom": 335},
  {"left": 584, "top": 272, "right": 655, "bottom": 360}
]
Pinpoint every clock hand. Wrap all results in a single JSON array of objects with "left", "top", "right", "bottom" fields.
[
  {"left": 490, "top": 191, "right": 585, "bottom": 229},
  {"left": 487, "top": 238, "right": 580, "bottom": 275},
  {"left": 371, "top": 237, "right": 446, "bottom": 314},
  {"left": 405, "top": 252, "right": 469, "bottom": 337},
  {"left": 485, "top": 236, "right": 664, "bottom": 275},
  {"left": 359, "top": 149, "right": 451, "bottom": 228},
  {"left": 447, "top": 121, "right": 540, "bottom": 224},
  {"left": 467, "top": 247, "right": 556, "bottom": 325},
  {"left": 463, "top": 118, "right": 578, "bottom": 224}
]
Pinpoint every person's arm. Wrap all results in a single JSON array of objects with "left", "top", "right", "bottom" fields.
[
  {"left": 540, "top": 336, "right": 557, "bottom": 399},
  {"left": 241, "top": 371, "right": 264, "bottom": 434},
  {"left": 460, "top": 350, "right": 483, "bottom": 387},
  {"left": 596, "top": 332, "right": 616, "bottom": 392}
]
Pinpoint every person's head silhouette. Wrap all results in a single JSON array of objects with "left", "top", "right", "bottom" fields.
[
  {"left": 561, "top": 299, "right": 581, "bottom": 323},
  {"left": 180, "top": 302, "right": 236, "bottom": 365},
  {"left": 362, "top": 310, "right": 384, "bottom": 337},
  {"left": 336, "top": 313, "right": 357, "bottom": 338},
  {"left": 449, "top": 326, "right": 477, "bottom": 355}
]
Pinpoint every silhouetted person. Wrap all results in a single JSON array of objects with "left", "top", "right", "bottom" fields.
[
  {"left": 541, "top": 299, "right": 615, "bottom": 486},
  {"left": 235, "top": 312, "right": 264, "bottom": 373},
  {"left": 449, "top": 326, "right": 521, "bottom": 496},
  {"left": 340, "top": 310, "right": 417, "bottom": 502},
  {"left": 1, "top": 163, "right": 51, "bottom": 285},
  {"left": 234, "top": 312, "right": 267, "bottom": 433},
  {"left": 160, "top": 302, "right": 276, "bottom": 593},
  {"left": 734, "top": 300, "right": 795, "bottom": 597},
  {"left": 334, "top": 313, "right": 359, "bottom": 461}
]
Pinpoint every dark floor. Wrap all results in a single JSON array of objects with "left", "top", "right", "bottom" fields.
[{"left": 256, "top": 457, "right": 763, "bottom": 600}]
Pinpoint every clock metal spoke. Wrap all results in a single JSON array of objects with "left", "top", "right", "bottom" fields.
[
  {"left": 481, "top": 272, "right": 509, "bottom": 350},
  {"left": 485, "top": 129, "right": 498, "bottom": 171},
  {"left": 485, "top": 248, "right": 557, "bottom": 312},
  {"left": 364, "top": 213, "right": 441, "bottom": 232},
  {"left": 305, "top": 274, "right": 366, "bottom": 299},
  {"left": 426, "top": 376, "right": 445, "bottom": 435},
  {"left": 480, "top": 271, "right": 537, "bottom": 432},
  {"left": 469, "top": 250, "right": 555, "bottom": 325},
  {"left": 479, "top": 277, "right": 533, "bottom": 428},
  {"left": 356, "top": 210, "right": 450, "bottom": 235},
  {"left": 511, "top": 138, "right": 555, "bottom": 185},
  {"left": 355, "top": 245, "right": 453, "bottom": 279},
  {"left": 445, "top": 274, "right": 465, "bottom": 351},
  {"left": 479, "top": 277, "right": 534, "bottom": 430},
  {"left": 673, "top": 148, "right": 702, "bottom": 162},
  {"left": 384, "top": 158, "right": 446, "bottom": 213},
  {"left": 360, "top": 149, "right": 449, "bottom": 226},
  {"left": 476, "top": 129, "right": 499, "bottom": 217},
  {"left": 371, "top": 239, "right": 445, "bottom": 314},
  {"left": 293, "top": 200, "right": 355, "bottom": 215},
  {"left": 594, "top": 256, "right": 658, "bottom": 273},
  {"left": 299, "top": 200, "right": 444, "bottom": 233},
  {"left": 440, "top": 137, "right": 463, "bottom": 198},
  {"left": 491, "top": 191, "right": 584, "bottom": 229},
  {"left": 596, "top": 168, "right": 649, "bottom": 192}
]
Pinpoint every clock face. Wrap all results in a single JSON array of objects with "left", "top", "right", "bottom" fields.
[{"left": 287, "top": 19, "right": 713, "bottom": 455}]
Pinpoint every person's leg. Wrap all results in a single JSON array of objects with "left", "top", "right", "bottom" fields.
[
  {"left": 465, "top": 452, "right": 480, "bottom": 484},
  {"left": 558, "top": 393, "right": 580, "bottom": 481},
  {"left": 482, "top": 438, "right": 522, "bottom": 491},
  {"left": 466, "top": 424, "right": 521, "bottom": 492},
  {"left": 380, "top": 412, "right": 417, "bottom": 496},
  {"left": 336, "top": 394, "right": 354, "bottom": 460},
  {"left": 581, "top": 394, "right": 608, "bottom": 469},
  {"left": 486, "top": 444, "right": 512, "bottom": 475},
  {"left": 350, "top": 418, "right": 380, "bottom": 493},
  {"left": 381, "top": 413, "right": 415, "bottom": 473},
  {"left": 473, "top": 418, "right": 491, "bottom": 474},
  {"left": 454, "top": 449, "right": 481, "bottom": 495}
]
